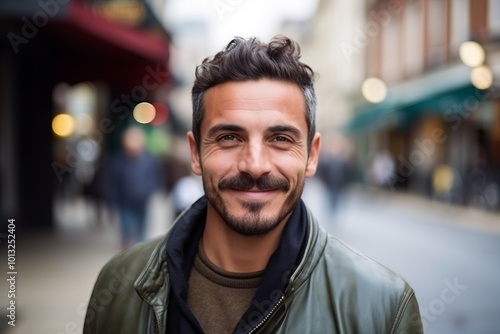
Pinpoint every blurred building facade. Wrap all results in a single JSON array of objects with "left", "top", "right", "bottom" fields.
[
  {"left": 0, "top": 0, "right": 171, "bottom": 230},
  {"left": 301, "top": 0, "right": 365, "bottom": 134},
  {"left": 307, "top": 0, "right": 499, "bottom": 212},
  {"left": 355, "top": 0, "right": 499, "bottom": 211}
]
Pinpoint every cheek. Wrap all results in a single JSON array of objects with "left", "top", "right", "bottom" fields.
[
  {"left": 201, "top": 155, "right": 233, "bottom": 179},
  {"left": 275, "top": 159, "right": 308, "bottom": 182},
  {"left": 274, "top": 149, "right": 308, "bottom": 166}
]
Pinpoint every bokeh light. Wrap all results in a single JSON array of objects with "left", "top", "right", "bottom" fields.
[
  {"left": 432, "top": 164, "right": 455, "bottom": 195},
  {"left": 361, "top": 77, "right": 387, "bottom": 103},
  {"left": 459, "top": 41, "right": 485, "bottom": 67},
  {"left": 68, "top": 82, "right": 96, "bottom": 115},
  {"left": 133, "top": 102, "right": 156, "bottom": 124},
  {"left": 471, "top": 65, "right": 493, "bottom": 90},
  {"left": 52, "top": 113, "right": 76, "bottom": 137}
]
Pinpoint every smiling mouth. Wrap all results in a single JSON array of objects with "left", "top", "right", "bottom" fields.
[{"left": 229, "top": 188, "right": 278, "bottom": 201}]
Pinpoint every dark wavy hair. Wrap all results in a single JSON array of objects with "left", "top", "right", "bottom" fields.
[{"left": 191, "top": 35, "right": 317, "bottom": 150}]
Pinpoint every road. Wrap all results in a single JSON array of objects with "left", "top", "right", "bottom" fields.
[{"left": 303, "top": 179, "right": 500, "bottom": 334}]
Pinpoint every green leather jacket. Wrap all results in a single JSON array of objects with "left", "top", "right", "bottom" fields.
[{"left": 84, "top": 204, "right": 423, "bottom": 334}]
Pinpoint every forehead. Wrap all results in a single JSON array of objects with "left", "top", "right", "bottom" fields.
[{"left": 202, "top": 79, "right": 307, "bottom": 129}]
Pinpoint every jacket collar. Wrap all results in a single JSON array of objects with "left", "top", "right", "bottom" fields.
[
  {"left": 286, "top": 206, "right": 328, "bottom": 291},
  {"left": 134, "top": 197, "right": 328, "bottom": 333}
]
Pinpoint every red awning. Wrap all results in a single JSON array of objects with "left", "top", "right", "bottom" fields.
[
  {"left": 44, "top": 1, "right": 170, "bottom": 89},
  {"left": 65, "top": 1, "right": 168, "bottom": 65}
]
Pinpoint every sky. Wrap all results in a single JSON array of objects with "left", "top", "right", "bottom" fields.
[{"left": 164, "top": 0, "right": 320, "bottom": 51}]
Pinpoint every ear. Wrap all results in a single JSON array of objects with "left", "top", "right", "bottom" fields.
[
  {"left": 305, "top": 133, "right": 321, "bottom": 178},
  {"left": 187, "top": 131, "right": 202, "bottom": 176}
]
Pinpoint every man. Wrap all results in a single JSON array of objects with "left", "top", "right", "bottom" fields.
[{"left": 84, "top": 36, "right": 423, "bottom": 333}]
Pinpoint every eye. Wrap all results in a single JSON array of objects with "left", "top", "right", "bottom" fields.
[
  {"left": 218, "top": 134, "right": 238, "bottom": 142},
  {"left": 271, "top": 135, "right": 292, "bottom": 143}
]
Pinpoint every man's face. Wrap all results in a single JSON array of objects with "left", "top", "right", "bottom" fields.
[{"left": 188, "top": 79, "right": 320, "bottom": 236}]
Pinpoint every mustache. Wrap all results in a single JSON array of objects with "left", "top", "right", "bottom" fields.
[{"left": 219, "top": 174, "right": 290, "bottom": 192}]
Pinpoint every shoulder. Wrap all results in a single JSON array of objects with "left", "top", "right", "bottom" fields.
[
  {"left": 87, "top": 236, "right": 167, "bottom": 310},
  {"left": 319, "top": 234, "right": 421, "bottom": 331},
  {"left": 84, "top": 236, "right": 167, "bottom": 333},
  {"left": 95, "top": 236, "right": 166, "bottom": 285},
  {"left": 320, "top": 234, "right": 412, "bottom": 300},
  {"left": 281, "top": 210, "right": 423, "bottom": 332},
  {"left": 283, "top": 230, "right": 422, "bottom": 333}
]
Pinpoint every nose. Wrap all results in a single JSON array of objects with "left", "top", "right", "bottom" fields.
[{"left": 238, "top": 139, "right": 272, "bottom": 179}]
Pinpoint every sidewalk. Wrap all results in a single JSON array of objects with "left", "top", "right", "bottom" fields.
[
  {"left": 1, "top": 191, "right": 174, "bottom": 334},
  {"left": 1, "top": 227, "right": 119, "bottom": 334}
]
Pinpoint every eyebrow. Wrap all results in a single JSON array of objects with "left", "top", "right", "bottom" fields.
[
  {"left": 267, "top": 125, "right": 302, "bottom": 138},
  {"left": 206, "top": 124, "right": 245, "bottom": 138},
  {"left": 207, "top": 124, "right": 303, "bottom": 139}
]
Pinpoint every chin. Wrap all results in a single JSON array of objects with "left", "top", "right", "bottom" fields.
[
  {"left": 223, "top": 203, "right": 291, "bottom": 237},
  {"left": 224, "top": 215, "right": 283, "bottom": 237}
]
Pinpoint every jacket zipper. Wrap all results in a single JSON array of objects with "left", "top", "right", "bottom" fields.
[
  {"left": 247, "top": 294, "right": 286, "bottom": 334},
  {"left": 246, "top": 218, "right": 313, "bottom": 334},
  {"left": 152, "top": 313, "right": 160, "bottom": 334},
  {"left": 247, "top": 228, "right": 309, "bottom": 334}
]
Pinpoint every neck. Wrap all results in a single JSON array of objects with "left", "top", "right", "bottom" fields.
[{"left": 202, "top": 206, "right": 290, "bottom": 273}]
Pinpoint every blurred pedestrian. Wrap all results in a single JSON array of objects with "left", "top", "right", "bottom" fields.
[
  {"left": 103, "top": 126, "right": 163, "bottom": 249},
  {"left": 85, "top": 36, "right": 422, "bottom": 334},
  {"left": 318, "top": 132, "right": 352, "bottom": 213}
]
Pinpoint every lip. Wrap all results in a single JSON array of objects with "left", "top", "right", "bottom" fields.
[{"left": 228, "top": 188, "right": 278, "bottom": 201}]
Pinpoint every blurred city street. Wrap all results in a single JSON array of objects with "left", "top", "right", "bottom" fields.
[
  {"left": 2, "top": 183, "right": 499, "bottom": 334},
  {"left": 1, "top": 1, "right": 500, "bottom": 333}
]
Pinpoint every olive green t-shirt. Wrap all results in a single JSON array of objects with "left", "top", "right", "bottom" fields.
[{"left": 187, "top": 242, "right": 264, "bottom": 334}]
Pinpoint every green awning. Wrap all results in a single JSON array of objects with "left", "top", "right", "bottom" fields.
[{"left": 346, "top": 64, "right": 476, "bottom": 133}]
